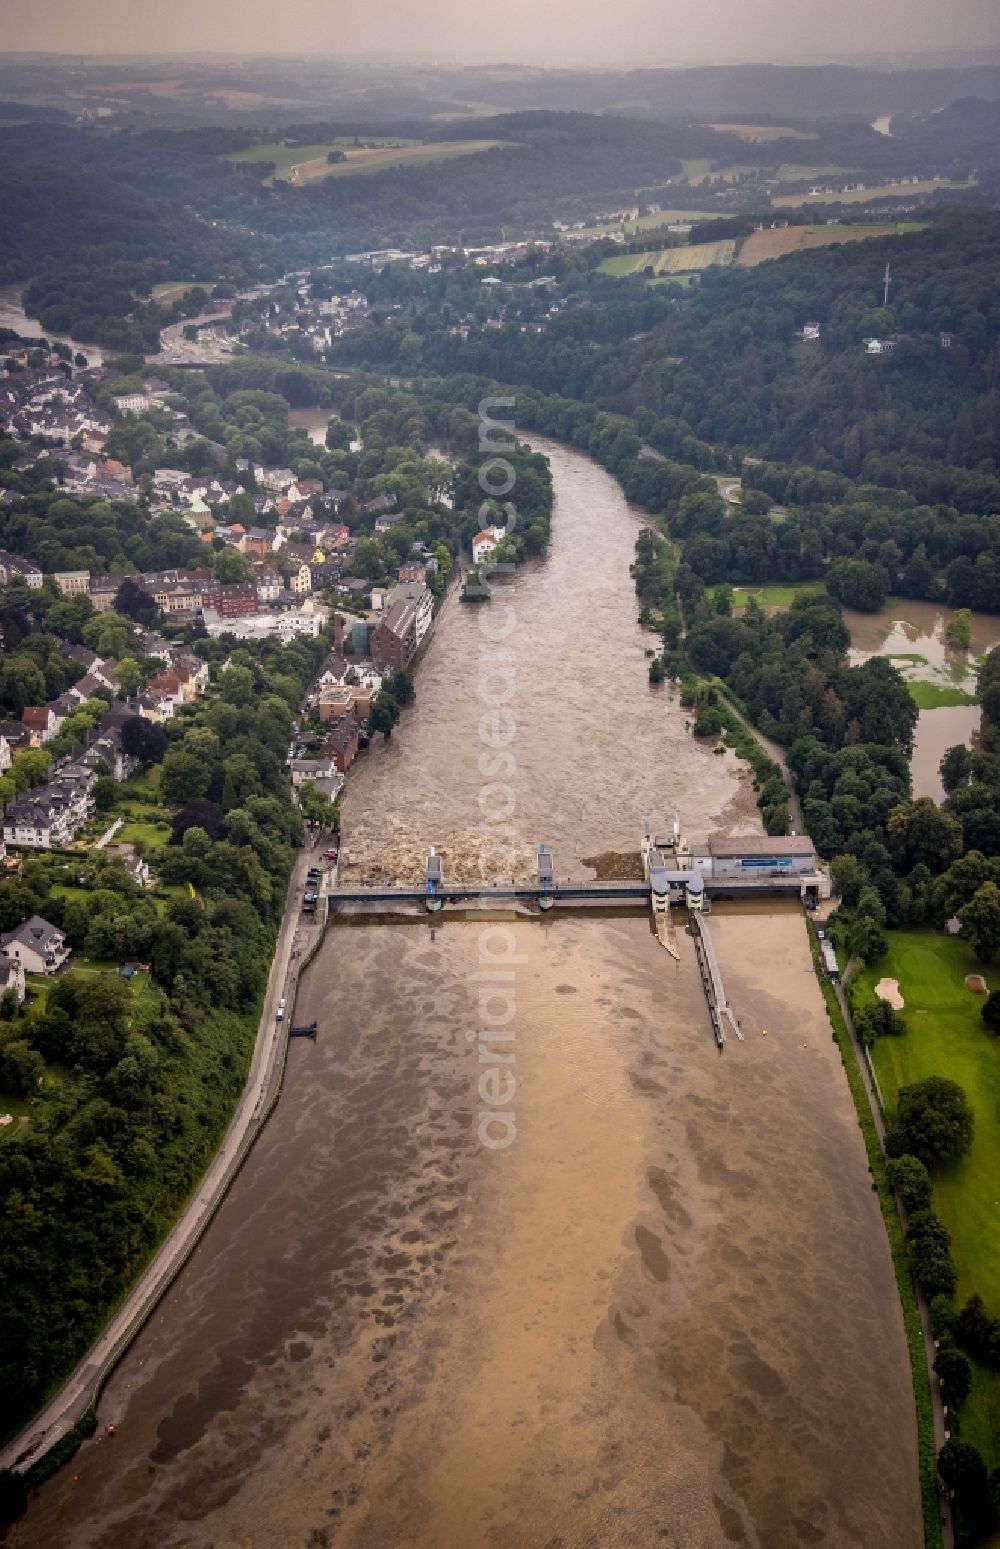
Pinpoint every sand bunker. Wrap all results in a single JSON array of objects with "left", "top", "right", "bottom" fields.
[
  {"left": 965, "top": 974, "right": 989, "bottom": 995},
  {"left": 874, "top": 978, "right": 904, "bottom": 1010}
]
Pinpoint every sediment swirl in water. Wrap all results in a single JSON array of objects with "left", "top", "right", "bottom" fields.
[{"left": 12, "top": 441, "right": 920, "bottom": 1549}]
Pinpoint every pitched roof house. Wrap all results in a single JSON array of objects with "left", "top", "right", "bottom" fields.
[{"left": 0, "top": 915, "right": 71, "bottom": 977}]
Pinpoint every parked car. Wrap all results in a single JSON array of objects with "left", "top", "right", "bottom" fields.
[
  {"left": 324, "top": 848, "right": 339, "bottom": 861},
  {"left": 276, "top": 998, "right": 286, "bottom": 1022}
]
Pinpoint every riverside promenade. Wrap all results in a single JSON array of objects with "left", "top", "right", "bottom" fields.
[{"left": 0, "top": 835, "right": 331, "bottom": 1474}]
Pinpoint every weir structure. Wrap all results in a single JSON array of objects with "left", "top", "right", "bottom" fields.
[{"left": 325, "top": 822, "right": 831, "bottom": 1050}]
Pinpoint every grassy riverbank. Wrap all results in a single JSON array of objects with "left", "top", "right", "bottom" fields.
[
  {"left": 852, "top": 932, "right": 1000, "bottom": 1473},
  {"left": 808, "top": 933, "right": 943, "bottom": 1549}
]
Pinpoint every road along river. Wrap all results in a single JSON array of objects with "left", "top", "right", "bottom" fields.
[{"left": 13, "top": 438, "right": 921, "bottom": 1548}]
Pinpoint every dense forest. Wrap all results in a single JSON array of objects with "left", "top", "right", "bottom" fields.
[
  {"left": 324, "top": 213, "right": 1000, "bottom": 616},
  {"left": 2, "top": 90, "right": 996, "bottom": 349},
  {"left": 334, "top": 213, "right": 1000, "bottom": 499},
  {"left": 0, "top": 631, "right": 326, "bottom": 1440}
]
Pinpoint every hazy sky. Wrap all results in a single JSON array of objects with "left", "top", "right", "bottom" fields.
[{"left": 4, "top": 0, "right": 999, "bottom": 65}]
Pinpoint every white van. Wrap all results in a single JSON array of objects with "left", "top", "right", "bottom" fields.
[{"left": 276, "top": 998, "right": 286, "bottom": 1022}]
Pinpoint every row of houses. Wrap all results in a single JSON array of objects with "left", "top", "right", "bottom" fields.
[
  {"left": 1, "top": 706, "right": 144, "bottom": 850},
  {"left": 0, "top": 371, "right": 112, "bottom": 451}
]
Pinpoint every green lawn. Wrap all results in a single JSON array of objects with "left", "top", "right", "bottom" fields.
[
  {"left": 855, "top": 931, "right": 1000, "bottom": 1466},
  {"left": 152, "top": 280, "right": 215, "bottom": 303},
  {"left": 125, "top": 767, "right": 162, "bottom": 800},
  {"left": 227, "top": 136, "right": 507, "bottom": 185},
  {"left": 572, "top": 207, "right": 729, "bottom": 239},
  {"left": 906, "top": 682, "right": 978, "bottom": 709},
  {"left": 48, "top": 884, "right": 93, "bottom": 906},
  {"left": 728, "top": 580, "right": 826, "bottom": 610},
  {"left": 117, "top": 819, "right": 170, "bottom": 850}
]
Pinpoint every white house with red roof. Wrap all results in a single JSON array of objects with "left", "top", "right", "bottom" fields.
[{"left": 472, "top": 525, "right": 506, "bottom": 566}]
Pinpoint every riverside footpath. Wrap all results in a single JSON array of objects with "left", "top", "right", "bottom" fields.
[{"left": 0, "top": 834, "right": 332, "bottom": 1476}]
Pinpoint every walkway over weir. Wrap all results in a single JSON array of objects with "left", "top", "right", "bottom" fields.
[{"left": 325, "top": 874, "right": 815, "bottom": 913}]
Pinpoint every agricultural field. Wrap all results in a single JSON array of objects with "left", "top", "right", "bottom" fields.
[
  {"left": 646, "top": 272, "right": 697, "bottom": 288},
  {"left": 598, "top": 238, "right": 736, "bottom": 277},
  {"left": 573, "top": 208, "right": 729, "bottom": 239},
  {"left": 227, "top": 139, "right": 359, "bottom": 176},
  {"left": 707, "top": 162, "right": 856, "bottom": 183},
  {"left": 314, "top": 139, "right": 512, "bottom": 180},
  {"left": 226, "top": 136, "right": 511, "bottom": 185},
  {"left": 776, "top": 177, "right": 976, "bottom": 208},
  {"left": 738, "top": 221, "right": 926, "bottom": 266},
  {"left": 704, "top": 122, "right": 818, "bottom": 141},
  {"left": 854, "top": 931, "right": 1000, "bottom": 1466}
]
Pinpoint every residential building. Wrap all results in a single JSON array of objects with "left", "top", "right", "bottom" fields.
[
  {"left": 3, "top": 769, "right": 94, "bottom": 848},
  {"left": 117, "top": 842, "right": 152, "bottom": 888},
  {"left": 284, "top": 560, "right": 313, "bottom": 595},
  {"left": 113, "top": 392, "right": 158, "bottom": 416},
  {"left": 372, "top": 594, "right": 419, "bottom": 671},
  {"left": 201, "top": 603, "right": 327, "bottom": 641},
  {"left": 0, "top": 550, "right": 43, "bottom": 588},
  {"left": 865, "top": 338, "right": 897, "bottom": 356},
  {"left": 472, "top": 526, "right": 505, "bottom": 565},
  {"left": 21, "top": 706, "right": 56, "bottom": 745},
  {"left": 216, "top": 583, "right": 260, "bottom": 619},
  {"left": 254, "top": 564, "right": 282, "bottom": 602},
  {"left": 386, "top": 582, "right": 432, "bottom": 646},
  {"left": 0, "top": 722, "right": 30, "bottom": 755},
  {"left": 259, "top": 466, "right": 295, "bottom": 491},
  {"left": 53, "top": 570, "right": 91, "bottom": 597},
  {"left": 289, "top": 755, "right": 341, "bottom": 789},
  {"left": 323, "top": 719, "right": 361, "bottom": 773},
  {"left": 66, "top": 645, "right": 101, "bottom": 675},
  {"left": 0, "top": 915, "right": 71, "bottom": 977},
  {"left": 88, "top": 575, "right": 122, "bottom": 612},
  {"left": 244, "top": 527, "right": 277, "bottom": 558}
]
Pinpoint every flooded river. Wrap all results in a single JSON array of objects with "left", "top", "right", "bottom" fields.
[
  {"left": 287, "top": 406, "right": 361, "bottom": 452},
  {"left": 15, "top": 441, "right": 921, "bottom": 1548},
  {"left": 0, "top": 283, "right": 104, "bottom": 366},
  {"left": 844, "top": 599, "right": 999, "bottom": 802}
]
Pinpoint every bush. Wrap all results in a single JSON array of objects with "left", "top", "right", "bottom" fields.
[
  {"left": 933, "top": 1345, "right": 972, "bottom": 1408},
  {"left": 886, "top": 1076, "right": 975, "bottom": 1170},
  {"left": 888, "top": 1154, "right": 931, "bottom": 1212},
  {"left": 929, "top": 1294, "right": 957, "bottom": 1341},
  {"left": 856, "top": 999, "right": 906, "bottom": 1046},
  {"left": 981, "top": 990, "right": 1000, "bottom": 1032},
  {"left": 956, "top": 1293, "right": 1000, "bottom": 1369},
  {"left": 937, "top": 1439, "right": 996, "bottom": 1539},
  {"left": 906, "top": 1209, "right": 959, "bottom": 1298},
  {"left": 692, "top": 703, "right": 725, "bottom": 738},
  {"left": 0, "top": 1470, "right": 27, "bottom": 1528}
]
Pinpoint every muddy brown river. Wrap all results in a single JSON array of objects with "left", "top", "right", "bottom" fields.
[{"left": 13, "top": 439, "right": 921, "bottom": 1548}]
